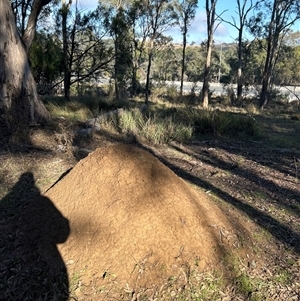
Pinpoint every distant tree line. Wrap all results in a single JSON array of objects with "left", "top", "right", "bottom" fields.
[{"left": 1, "top": 0, "right": 300, "bottom": 128}]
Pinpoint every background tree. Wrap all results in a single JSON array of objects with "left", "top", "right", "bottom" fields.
[
  {"left": 211, "top": 43, "right": 228, "bottom": 83},
  {"left": 107, "top": 1, "right": 132, "bottom": 101},
  {"left": 152, "top": 44, "right": 180, "bottom": 81},
  {"left": 127, "top": 1, "right": 149, "bottom": 96},
  {"left": 216, "top": 44, "right": 235, "bottom": 84},
  {"left": 201, "top": 0, "right": 218, "bottom": 108},
  {"left": 61, "top": 0, "right": 72, "bottom": 100},
  {"left": 143, "top": 0, "right": 176, "bottom": 105},
  {"left": 11, "top": 0, "right": 33, "bottom": 35},
  {"left": 249, "top": 0, "right": 300, "bottom": 108},
  {"left": 241, "top": 39, "right": 266, "bottom": 89},
  {"left": 11, "top": 0, "right": 59, "bottom": 50},
  {"left": 29, "top": 31, "right": 64, "bottom": 94},
  {"left": 0, "top": 0, "right": 51, "bottom": 128},
  {"left": 56, "top": 2, "right": 115, "bottom": 99},
  {"left": 273, "top": 44, "right": 295, "bottom": 86},
  {"left": 185, "top": 44, "right": 206, "bottom": 83},
  {"left": 173, "top": 0, "right": 198, "bottom": 97},
  {"left": 273, "top": 32, "right": 300, "bottom": 87},
  {"left": 221, "top": 0, "right": 260, "bottom": 102}
]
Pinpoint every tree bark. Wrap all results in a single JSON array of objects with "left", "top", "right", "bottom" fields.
[
  {"left": 201, "top": 0, "right": 217, "bottom": 108},
  {"left": 145, "top": 45, "right": 154, "bottom": 105},
  {"left": 180, "top": 22, "right": 187, "bottom": 97},
  {"left": 62, "top": 1, "right": 72, "bottom": 100},
  {"left": 235, "top": 0, "right": 254, "bottom": 103},
  {"left": 202, "top": 29, "right": 213, "bottom": 108},
  {"left": 201, "top": 49, "right": 212, "bottom": 108},
  {"left": 22, "top": 0, "right": 52, "bottom": 52},
  {"left": 236, "top": 25, "right": 243, "bottom": 103},
  {"left": 0, "top": 0, "right": 50, "bottom": 127},
  {"left": 258, "top": 0, "right": 297, "bottom": 109},
  {"left": 114, "top": 36, "right": 121, "bottom": 101},
  {"left": 260, "top": 35, "right": 278, "bottom": 109}
]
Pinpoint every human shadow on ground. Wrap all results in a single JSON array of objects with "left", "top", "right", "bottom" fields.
[{"left": 0, "top": 172, "right": 70, "bottom": 300}]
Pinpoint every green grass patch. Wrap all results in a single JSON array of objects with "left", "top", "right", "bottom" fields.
[
  {"left": 104, "top": 109, "right": 193, "bottom": 145},
  {"left": 44, "top": 95, "right": 125, "bottom": 122},
  {"left": 44, "top": 95, "right": 263, "bottom": 143},
  {"left": 273, "top": 270, "right": 292, "bottom": 285},
  {"left": 256, "top": 114, "right": 300, "bottom": 149},
  {"left": 43, "top": 95, "right": 300, "bottom": 150},
  {"left": 45, "top": 101, "right": 94, "bottom": 122},
  {"left": 182, "top": 108, "right": 261, "bottom": 139}
]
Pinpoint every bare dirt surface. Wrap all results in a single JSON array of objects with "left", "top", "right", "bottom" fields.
[
  {"left": 0, "top": 124, "right": 300, "bottom": 300},
  {"left": 148, "top": 139, "right": 300, "bottom": 300},
  {"left": 45, "top": 144, "right": 254, "bottom": 300}
]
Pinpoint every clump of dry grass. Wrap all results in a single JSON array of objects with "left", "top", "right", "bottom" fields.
[
  {"left": 100, "top": 108, "right": 193, "bottom": 145},
  {"left": 245, "top": 103, "right": 260, "bottom": 115}
]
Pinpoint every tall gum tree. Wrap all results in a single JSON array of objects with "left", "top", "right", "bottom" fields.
[
  {"left": 61, "top": 0, "right": 72, "bottom": 100},
  {"left": 221, "top": 0, "right": 261, "bottom": 102},
  {"left": 143, "top": 0, "right": 175, "bottom": 105},
  {"left": 249, "top": 0, "right": 300, "bottom": 109},
  {"left": 128, "top": 1, "right": 148, "bottom": 96},
  {"left": 201, "top": 0, "right": 218, "bottom": 108},
  {"left": 56, "top": 2, "right": 115, "bottom": 98},
  {"left": 173, "top": 0, "right": 198, "bottom": 98},
  {"left": 0, "top": 0, "right": 50, "bottom": 127},
  {"left": 104, "top": 0, "right": 134, "bottom": 101}
]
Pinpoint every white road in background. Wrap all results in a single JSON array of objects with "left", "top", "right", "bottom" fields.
[{"left": 164, "top": 81, "right": 300, "bottom": 102}]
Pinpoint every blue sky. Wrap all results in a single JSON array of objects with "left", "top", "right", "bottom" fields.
[
  {"left": 170, "top": 1, "right": 238, "bottom": 44},
  {"left": 75, "top": 0, "right": 300, "bottom": 45}
]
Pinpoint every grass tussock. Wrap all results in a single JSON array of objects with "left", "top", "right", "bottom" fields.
[
  {"left": 44, "top": 96, "right": 124, "bottom": 122},
  {"left": 182, "top": 108, "right": 260, "bottom": 138},
  {"left": 46, "top": 101, "right": 94, "bottom": 122},
  {"left": 99, "top": 106, "right": 260, "bottom": 145},
  {"left": 44, "top": 95, "right": 261, "bottom": 145},
  {"left": 116, "top": 109, "right": 193, "bottom": 145}
]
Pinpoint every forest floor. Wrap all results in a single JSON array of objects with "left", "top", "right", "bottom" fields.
[{"left": 0, "top": 105, "right": 300, "bottom": 300}]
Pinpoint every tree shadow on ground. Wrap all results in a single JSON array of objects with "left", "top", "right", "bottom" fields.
[
  {"left": 0, "top": 172, "right": 70, "bottom": 300},
  {"left": 0, "top": 121, "right": 54, "bottom": 155},
  {"left": 172, "top": 142, "right": 300, "bottom": 211},
  {"left": 153, "top": 149, "right": 300, "bottom": 254},
  {"left": 149, "top": 105, "right": 300, "bottom": 177},
  {"left": 71, "top": 116, "right": 300, "bottom": 256}
]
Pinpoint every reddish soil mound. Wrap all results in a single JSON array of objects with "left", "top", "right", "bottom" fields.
[{"left": 45, "top": 144, "right": 249, "bottom": 298}]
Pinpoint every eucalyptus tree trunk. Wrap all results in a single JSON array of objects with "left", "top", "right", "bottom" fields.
[
  {"left": 236, "top": 26, "right": 243, "bottom": 103},
  {"left": 235, "top": 0, "right": 257, "bottom": 103},
  {"left": 201, "top": 38, "right": 213, "bottom": 108},
  {"left": 145, "top": 41, "right": 154, "bottom": 105},
  {"left": 62, "top": 0, "right": 72, "bottom": 100},
  {"left": 201, "top": 0, "right": 217, "bottom": 108},
  {"left": 258, "top": 0, "right": 300, "bottom": 109},
  {"left": 0, "top": 0, "right": 50, "bottom": 127},
  {"left": 114, "top": 35, "right": 121, "bottom": 101},
  {"left": 180, "top": 22, "right": 187, "bottom": 97},
  {"left": 176, "top": 0, "right": 198, "bottom": 98},
  {"left": 260, "top": 24, "right": 280, "bottom": 109},
  {"left": 260, "top": 40, "right": 278, "bottom": 109},
  {"left": 23, "top": 0, "right": 52, "bottom": 52}
]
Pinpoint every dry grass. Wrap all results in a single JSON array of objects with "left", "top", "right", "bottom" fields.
[{"left": 1, "top": 93, "right": 300, "bottom": 300}]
